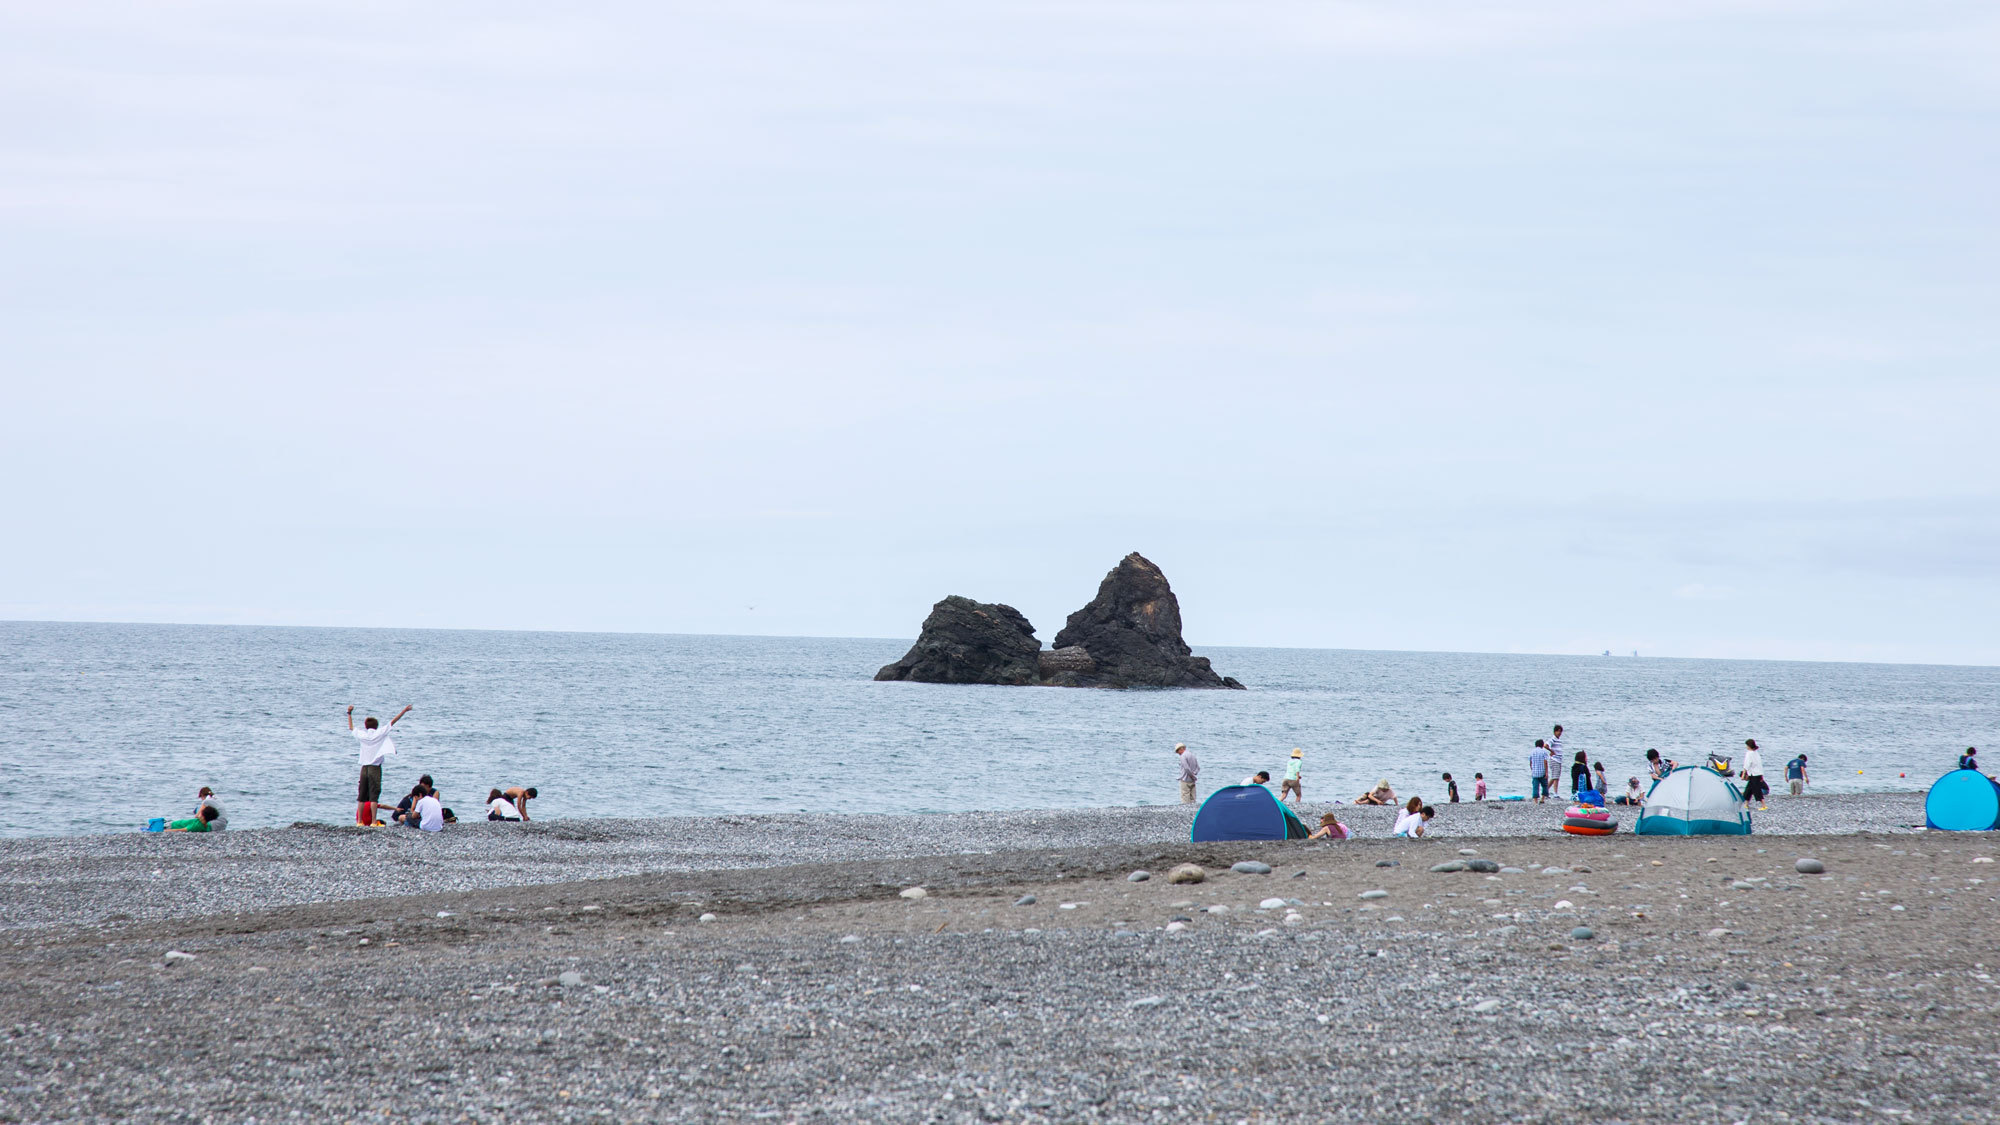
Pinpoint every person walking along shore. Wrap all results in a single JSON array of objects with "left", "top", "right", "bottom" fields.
[
  {"left": 1174, "top": 743, "right": 1200, "bottom": 803},
  {"left": 347, "top": 704, "right": 411, "bottom": 826},
  {"left": 1280, "top": 748, "right": 1304, "bottom": 805}
]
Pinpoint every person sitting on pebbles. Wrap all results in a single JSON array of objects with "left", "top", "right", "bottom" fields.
[
  {"left": 164, "top": 806, "right": 221, "bottom": 833},
  {"left": 1308, "top": 812, "right": 1350, "bottom": 840},
  {"left": 192, "top": 786, "right": 227, "bottom": 831},
  {"left": 1354, "top": 779, "right": 1397, "bottom": 805}
]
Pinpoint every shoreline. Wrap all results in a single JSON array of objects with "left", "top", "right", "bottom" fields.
[{"left": 0, "top": 792, "right": 1932, "bottom": 933}]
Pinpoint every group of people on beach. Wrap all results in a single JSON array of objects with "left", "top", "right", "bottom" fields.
[
  {"left": 152, "top": 705, "right": 540, "bottom": 833},
  {"left": 1171, "top": 722, "right": 1858, "bottom": 837},
  {"left": 345, "top": 705, "right": 539, "bottom": 829}
]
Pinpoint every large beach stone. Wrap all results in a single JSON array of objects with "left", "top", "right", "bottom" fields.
[
  {"left": 1014, "top": 894, "right": 1037, "bottom": 906},
  {"left": 1167, "top": 864, "right": 1206, "bottom": 884},
  {"left": 1127, "top": 870, "right": 1151, "bottom": 882},
  {"left": 1795, "top": 858, "right": 1826, "bottom": 874},
  {"left": 1047, "top": 554, "right": 1244, "bottom": 688},
  {"left": 1466, "top": 859, "right": 1501, "bottom": 873},
  {"left": 1231, "top": 861, "right": 1272, "bottom": 875},
  {"left": 1430, "top": 860, "right": 1468, "bottom": 873},
  {"left": 1571, "top": 926, "right": 1595, "bottom": 941},
  {"left": 1359, "top": 890, "right": 1389, "bottom": 900},
  {"left": 899, "top": 887, "right": 928, "bottom": 899},
  {"left": 874, "top": 596, "right": 1043, "bottom": 685}
]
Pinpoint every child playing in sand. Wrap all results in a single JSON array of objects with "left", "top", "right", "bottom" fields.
[{"left": 1473, "top": 773, "right": 1487, "bottom": 801}]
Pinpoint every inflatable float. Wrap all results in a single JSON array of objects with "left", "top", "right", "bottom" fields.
[{"left": 1561, "top": 805, "right": 1618, "bottom": 836}]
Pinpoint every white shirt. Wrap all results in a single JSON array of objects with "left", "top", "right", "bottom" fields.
[
  {"left": 488, "top": 797, "right": 521, "bottom": 820},
  {"left": 415, "top": 794, "right": 444, "bottom": 832},
  {"left": 1743, "top": 748, "right": 1764, "bottom": 777},
  {"left": 1393, "top": 811, "right": 1425, "bottom": 837},
  {"left": 353, "top": 724, "right": 397, "bottom": 766},
  {"left": 1241, "top": 775, "right": 1267, "bottom": 787}
]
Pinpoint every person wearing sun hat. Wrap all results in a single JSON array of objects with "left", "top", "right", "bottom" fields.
[
  {"left": 1279, "top": 748, "right": 1305, "bottom": 805},
  {"left": 1354, "top": 778, "right": 1396, "bottom": 805}
]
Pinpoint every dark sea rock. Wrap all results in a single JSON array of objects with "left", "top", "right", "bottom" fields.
[
  {"left": 873, "top": 596, "right": 1043, "bottom": 685},
  {"left": 876, "top": 553, "right": 1242, "bottom": 689},
  {"left": 1051, "top": 553, "right": 1242, "bottom": 689}
]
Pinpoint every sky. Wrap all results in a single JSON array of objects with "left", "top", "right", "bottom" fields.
[{"left": 3, "top": 1, "right": 1997, "bottom": 664}]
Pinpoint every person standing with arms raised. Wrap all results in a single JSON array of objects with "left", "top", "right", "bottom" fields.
[
  {"left": 347, "top": 703, "right": 411, "bottom": 827},
  {"left": 1174, "top": 743, "right": 1201, "bottom": 804}
]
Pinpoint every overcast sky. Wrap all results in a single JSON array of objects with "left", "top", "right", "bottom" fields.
[{"left": 4, "top": 1, "right": 1997, "bottom": 664}]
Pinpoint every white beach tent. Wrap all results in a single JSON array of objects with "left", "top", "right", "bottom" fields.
[{"left": 1636, "top": 766, "right": 1751, "bottom": 835}]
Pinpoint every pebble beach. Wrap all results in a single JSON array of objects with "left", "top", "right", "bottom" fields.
[
  {"left": 0, "top": 792, "right": 1929, "bottom": 932},
  {"left": 8, "top": 790, "right": 1997, "bottom": 1124}
]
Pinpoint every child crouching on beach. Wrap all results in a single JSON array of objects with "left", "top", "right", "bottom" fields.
[{"left": 1308, "top": 812, "right": 1350, "bottom": 840}]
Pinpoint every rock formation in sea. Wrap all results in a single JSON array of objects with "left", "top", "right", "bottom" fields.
[
  {"left": 872, "top": 595, "right": 1044, "bottom": 685},
  {"left": 874, "top": 553, "right": 1244, "bottom": 689},
  {"left": 1048, "top": 553, "right": 1242, "bottom": 689}
]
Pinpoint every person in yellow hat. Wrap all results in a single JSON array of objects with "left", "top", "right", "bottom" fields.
[{"left": 1279, "top": 748, "right": 1305, "bottom": 805}]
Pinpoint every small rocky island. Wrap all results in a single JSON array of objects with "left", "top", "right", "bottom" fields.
[{"left": 875, "top": 553, "right": 1244, "bottom": 689}]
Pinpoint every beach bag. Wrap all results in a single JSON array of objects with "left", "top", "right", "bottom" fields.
[
  {"left": 1578, "top": 789, "right": 1604, "bottom": 807},
  {"left": 145, "top": 817, "right": 166, "bottom": 832}
]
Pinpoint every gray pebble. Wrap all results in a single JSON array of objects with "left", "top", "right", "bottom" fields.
[
  {"left": 1127, "top": 870, "right": 1150, "bottom": 882},
  {"left": 1571, "top": 926, "right": 1595, "bottom": 941},
  {"left": 1430, "top": 860, "right": 1468, "bottom": 873},
  {"left": 1466, "top": 859, "right": 1501, "bottom": 873},
  {"left": 1359, "top": 890, "right": 1389, "bottom": 900},
  {"left": 1291, "top": 870, "right": 1307, "bottom": 878},
  {"left": 1231, "top": 861, "right": 1273, "bottom": 875},
  {"left": 1014, "top": 894, "right": 1037, "bottom": 906},
  {"left": 557, "top": 971, "right": 584, "bottom": 988},
  {"left": 1376, "top": 860, "right": 1400, "bottom": 868},
  {"left": 1796, "top": 858, "right": 1826, "bottom": 874}
]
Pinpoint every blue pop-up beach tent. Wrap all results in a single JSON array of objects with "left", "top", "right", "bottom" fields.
[
  {"left": 1191, "top": 785, "right": 1309, "bottom": 842},
  {"left": 1635, "top": 766, "right": 1751, "bottom": 835},
  {"left": 1925, "top": 769, "right": 2000, "bottom": 831}
]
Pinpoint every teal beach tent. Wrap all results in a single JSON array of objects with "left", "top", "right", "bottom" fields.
[
  {"left": 1191, "top": 785, "right": 1310, "bottom": 842},
  {"left": 1925, "top": 769, "right": 2000, "bottom": 831},
  {"left": 1635, "top": 766, "right": 1751, "bottom": 835}
]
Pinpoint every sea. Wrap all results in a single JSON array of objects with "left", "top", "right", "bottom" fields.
[{"left": 2, "top": 620, "right": 1994, "bottom": 838}]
